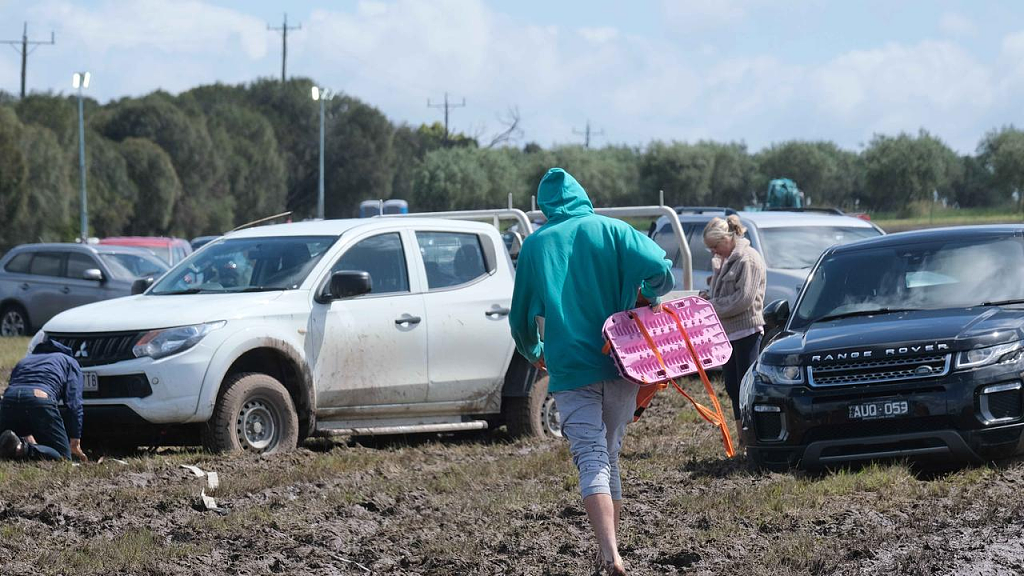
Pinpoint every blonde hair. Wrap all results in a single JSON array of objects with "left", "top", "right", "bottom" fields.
[{"left": 703, "top": 215, "right": 746, "bottom": 248}]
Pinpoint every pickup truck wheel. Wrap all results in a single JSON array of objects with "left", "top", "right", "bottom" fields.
[
  {"left": 0, "top": 305, "right": 29, "bottom": 337},
  {"left": 504, "top": 375, "right": 561, "bottom": 438},
  {"left": 204, "top": 373, "right": 299, "bottom": 454}
]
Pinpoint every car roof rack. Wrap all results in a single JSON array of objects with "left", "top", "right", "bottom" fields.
[{"left": 763, "top": 207, "right": 846, "bottom": 216}]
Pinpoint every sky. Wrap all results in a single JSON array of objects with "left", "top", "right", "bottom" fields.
[{"left": 1, "top": 0, "right": 1022, "bottom": 153}]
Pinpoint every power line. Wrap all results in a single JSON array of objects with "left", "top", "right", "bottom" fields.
[
  {"left": 427, "top": 92, "right": 466, "bottom": 145},
  {"left": 267, "top": 13, "right": 301, "bottom": 83},
  {"left": 2, "top": 22, "right": 55, "bottom": 99},
  {"left": 573, "top": 120, "right": 604, "bottom": 148}
]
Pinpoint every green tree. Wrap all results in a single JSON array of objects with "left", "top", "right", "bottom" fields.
[
  {"left": 97, "top": 94, "right": 230, "bottom": 235},
  {"left": 640, "top": 142, "right": 717, "bottom": 206},
  {"left": 860, "top": 130, "right": 957, "bottom": 213},
  {"left": 119, "top": 137, "right": 182, "bottom": 234},
  {"left": 80, "top": 129, "right": 137, "bottom": 237},
  {"left": 10, "top": 123, "right": 73, "bottom": 244},
  {"left": 978, "top": 126, "right": 1024, "bottom": 212},
  {"left": 755, "top": 141, "right": 861, "bottom": 208},
  {"left": 322, "top": 96, "right": 395, "bottom": 218},
  {"left": 0, "top": 108, "right": 30, "bottom": 249}
]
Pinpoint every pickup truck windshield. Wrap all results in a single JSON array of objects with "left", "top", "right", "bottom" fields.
[
  {"left": 791, "top": 236, "right": 1024, "bottom": 330},
  {"left": 150, "top": 236, "right": 337, "bottom": 295},
  {"left": 759, "top": 226, "right": 880, "bottom": 269}
]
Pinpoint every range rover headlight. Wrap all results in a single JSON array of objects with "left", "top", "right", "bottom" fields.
[
  {"left": 755, "top": 362, "right": 804, "bottom": 386},
  {"left": 956, "top": 341, "right": 1023, "bottom": 370},
  {"left": 133, "top": 321, "right": 226, "bottom": 360}
]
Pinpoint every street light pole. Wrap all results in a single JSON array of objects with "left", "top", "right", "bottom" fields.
[
  {"left": 311, "top": 86, "right": 331, "bottom": 220},
  {"left": 318, "top": 94, "right": 325, "bottom": 220},
  {"left": 73, "top": 71, "right": 90, "bottom": 242}
]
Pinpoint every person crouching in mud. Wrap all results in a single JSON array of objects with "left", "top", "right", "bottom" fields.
[
  {"left": 0, "top": 338, "right": 87, "bottom": 461},
  {"left": 510, "top": 168, "right": 673, "bottom": 575}
]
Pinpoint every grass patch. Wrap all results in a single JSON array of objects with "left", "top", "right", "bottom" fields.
[
  {"left": 873, "top": 206, "right": 1022, "bottom": 232},
  {"left": 39, "top": 528, "right": 204, "bottom": 575},
  {"left": 0, "top": 336, "right": 29, "bottom": 388}
]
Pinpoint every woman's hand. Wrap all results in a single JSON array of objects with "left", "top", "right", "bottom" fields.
[
  {"left": 70, "top": 438, "right": 88, "bottom": 462},
  {"left": 533, "top": 356, "right": 546, "bottom": 371}
]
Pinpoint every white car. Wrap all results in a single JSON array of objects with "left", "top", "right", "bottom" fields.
[{"left": 33, "top": 217, "right": 545, "bottom": 452}]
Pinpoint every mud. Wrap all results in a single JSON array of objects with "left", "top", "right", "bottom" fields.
[{"left": 1, "top": 388, "right": 1024, "bottom": 575}]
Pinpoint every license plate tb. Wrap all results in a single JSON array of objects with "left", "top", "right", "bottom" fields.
[
  {"left": 848, "top": 399, "right": 909, "bottom": 420},
  {"left": 83, "top": 372, "right": 98, "bottom": 392}
]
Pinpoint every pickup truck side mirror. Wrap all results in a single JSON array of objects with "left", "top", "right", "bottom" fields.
[
  {"left": 322, "top": 271, "right": 372, "bottom": 301},
  {"left": 83, "top": 268, "right": 104, "bottom": 282},
  {"left": 763, "top": 299, "right": 790, "bottom": 332},
  {"left": 131, "top": 276, "right": 155, "bottom": 295}
]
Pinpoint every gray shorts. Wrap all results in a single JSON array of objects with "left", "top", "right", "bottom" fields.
[{"left": 553, "top": 379, "right": 638, "bottom": 501}]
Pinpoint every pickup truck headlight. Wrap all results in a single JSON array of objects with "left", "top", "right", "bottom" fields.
[
  {"left": 28, "top": 330, "right": 47, "bottom": 354},
  {"left": 956, "top": 341, "right": 1023, "bottom": 370},
  {"left": 755, "top": 362, "right": 804, "bottom": 386},
  {"left": 133, "top": 321, "right": 226, "bottom": 360}
]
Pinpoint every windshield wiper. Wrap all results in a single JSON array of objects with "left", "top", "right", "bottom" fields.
[
  {"left": 981, "top": 299, "right": 1024, "bottom": 307},
  {"left": 235, "top": 286, "right": 287, "bottom": 293},
  {"left": 814, "top": 308, "right": 920, "bottom": 324},
  {"left": 152, "top": 288, "right": 205, "bottom": 295}
]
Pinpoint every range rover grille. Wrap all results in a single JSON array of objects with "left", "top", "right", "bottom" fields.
[
  {"left": 48, "top": 332, "right": 144, "bottom": 367},
  {"left": 808, "top": 354, "right": 951, "bottom": 387}
]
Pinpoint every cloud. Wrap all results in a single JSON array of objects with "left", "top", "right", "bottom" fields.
[
  {"left": 939, "top": 12, "right": 976, "bottom": 37},
  {"left": 578, "top": 27, "right": 618, "bottom": 44},
  {"left": 659, "top": 0, "right": 747, "bottom": 30},
  {"left": 810, "top": 40, "right": 993, "bottom": 147}
]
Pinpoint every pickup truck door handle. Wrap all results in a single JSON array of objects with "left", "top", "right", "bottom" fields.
[
  {"left": 485, "top": 307, "right": 511, "bottom": 318},
  {"left": 19, "top": 283, "right": 29, "bottom": 291},
  {"left": 395, "top": 315, "right": 422, "bottom": 326},
  {"left": 60, "top": 286, "right": 71, "bottom": 294}
]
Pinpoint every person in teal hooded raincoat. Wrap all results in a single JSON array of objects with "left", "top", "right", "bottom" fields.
[{"left": 510, "top": 168, "right": 673, "bottom": 575}]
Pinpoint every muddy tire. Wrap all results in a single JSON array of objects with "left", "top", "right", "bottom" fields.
[
  {"left": 203, "top": 372, "right": 299, "bottom": 454},
  {"left": 503, "top": 375, "right": 561, "bottom": 438},
  {"left": 0, "top": 304, "right": 29, "bottom": 337}
]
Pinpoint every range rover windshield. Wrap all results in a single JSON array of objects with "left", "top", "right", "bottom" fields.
[
  {"left": 791, "top": 236, "right": 1024, "bottom": 330},
  {"left": 150, "top": 236, "right": 337, "bottom": 295}
]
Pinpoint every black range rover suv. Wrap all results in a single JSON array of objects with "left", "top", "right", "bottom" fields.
[{"left": 742, "top": 225, "right": 1024, "bottom": 470}]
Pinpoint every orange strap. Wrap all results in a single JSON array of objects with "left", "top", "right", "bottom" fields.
[{"left": 629, "top": 308, "right": 735, "bottom": 458}]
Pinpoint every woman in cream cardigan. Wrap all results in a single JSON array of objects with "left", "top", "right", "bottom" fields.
[{"left": 701, "top": 215, "right": 767, "bottom": 423}]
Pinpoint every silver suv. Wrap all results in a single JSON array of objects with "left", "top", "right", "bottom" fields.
[
  {"left": 0, "top": 243, "right": 168, "bottom": 336},
  {"left": 650, "top": 208, "right": 884, "bottom": 306}
]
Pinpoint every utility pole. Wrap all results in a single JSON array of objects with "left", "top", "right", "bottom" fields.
[
  {"left": 573, "top": 120, "right": 603, "bottom": 148},
  {"left": 267, "top": 13, "right": 301, "bottom": 83},
  {"left": 427, "top": 92, "right": 466, "bottom": 145},
  {"left": 2, "top": 22, "right": 55, "bottom": 99}
]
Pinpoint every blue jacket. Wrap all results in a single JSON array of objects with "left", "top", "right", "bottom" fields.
[
  {"left": 6, "top": 340, "right": 84, "bottom": 438},
  {"left": 510, "top": 168, "right": 674, "bottom": 392}
]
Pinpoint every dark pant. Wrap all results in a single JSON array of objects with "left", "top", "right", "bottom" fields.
[
  {"left": 722, "top": 332, "right": 762, "bottom": 421},
  {"left": 0, "top": 388, "right": 71, "bottom": 460}
]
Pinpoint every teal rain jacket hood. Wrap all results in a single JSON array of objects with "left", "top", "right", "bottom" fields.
[{"left": 509, "top": 168, "right": 675, "bottom": 392}]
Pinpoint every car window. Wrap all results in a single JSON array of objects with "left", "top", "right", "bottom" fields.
[
  {"left": 101, "top": 253, "right": 167, "bottom": 279},
  {"left": 66, "top": 253, "right": 98, "bottom": 279},
  {"left": 332, "top": 233, "right": 409, "bottom": 295},
  {"left": 416, "top": 232, "right": 488, "bottom": 289},
  {"left": 151, "top": 236, "right": 336, "bottom": 294},
  {"left": 686, "top": 226, "right": 714, "bottom": 272},
  {"left": 4, "top": 253, "right": 32, "bottom": 274},
  {"left": 28, "top": 253, "right": 63, "bottom": 277},
  {"left": 759, "top": 226, "right": 881, "bottom": 270}
]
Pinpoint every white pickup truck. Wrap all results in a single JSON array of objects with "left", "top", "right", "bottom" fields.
[{"left": 32, "top": 208, "right": 693, "bottom": 453}]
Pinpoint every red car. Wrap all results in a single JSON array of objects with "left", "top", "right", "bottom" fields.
[{"left": 99, "top": 237, "right": 192, "bottom": 266}]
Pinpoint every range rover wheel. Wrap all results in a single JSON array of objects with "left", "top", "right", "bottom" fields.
[
  {"left": 0, "top": 305, "right": 29, "bottom": 337},
  {"left": 504, "top": 375, "right": 561, "bottom": 438},
  {"left": 204, "top": 372, "right": 299, "bottom": 454}
]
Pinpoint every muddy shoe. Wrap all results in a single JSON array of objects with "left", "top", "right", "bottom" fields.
[{"left": 0, "top": 430, "right": 23, "bottom": 459}]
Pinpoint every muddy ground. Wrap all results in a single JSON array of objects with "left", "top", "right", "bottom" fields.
[{"left": 2, "top": 382, "right": 1024, "bottom": 575}]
